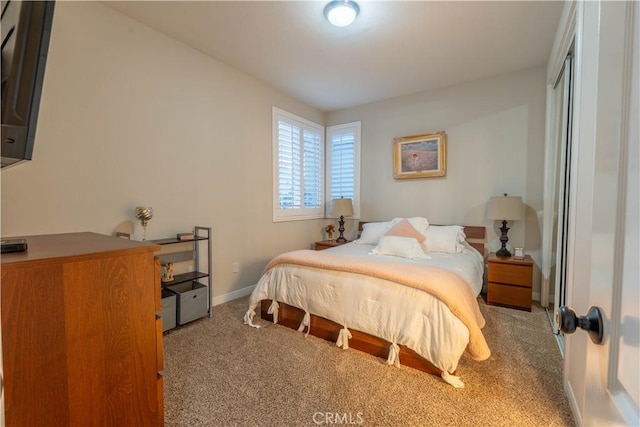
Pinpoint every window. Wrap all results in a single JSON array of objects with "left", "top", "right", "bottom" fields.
[
  {"left": 272, "top": 108, "right": 324, "bottom": 221},
  {"left": 326, "top": 122, "right": 361, "bottom": 219},
  {"left": 272, "top": 109, "right": 361, "bottom": 223}
]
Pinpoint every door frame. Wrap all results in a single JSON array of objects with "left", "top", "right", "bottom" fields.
[{"left": 542, "top": 2, "right": 577, "bottom": 316}]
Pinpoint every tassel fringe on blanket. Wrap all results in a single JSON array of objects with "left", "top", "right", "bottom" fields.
[{"left": 243, "top": 305, "right": 466, "bottom": 388}]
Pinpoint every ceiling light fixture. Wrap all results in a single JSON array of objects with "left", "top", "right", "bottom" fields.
[{"left": 324, "top": 0, "right": 360, "bottom": 27}]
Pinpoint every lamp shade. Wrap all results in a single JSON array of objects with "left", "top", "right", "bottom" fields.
[
  {"left": 487, "top": 196, "right": 523, "bottom": 221},
  {"left": 330, "top": 198, "right": 354, "bottom": 217}
]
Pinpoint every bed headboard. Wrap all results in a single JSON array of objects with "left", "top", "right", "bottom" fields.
[{"left": 357, "top": 221, "right": 486, "bottom": 255}]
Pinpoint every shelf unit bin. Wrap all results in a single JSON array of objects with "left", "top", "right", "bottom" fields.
[
  {"left": 160, "top": 289, "right": 177, "bottom": 332},
  {"left": 166, "top": 281, "right": 208, "bottom": 325}
]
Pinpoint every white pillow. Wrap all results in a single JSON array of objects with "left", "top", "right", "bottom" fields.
[
  {"left": 356, "top": 221, "right": 392, "bottom": 245},
  {"left": 424, "top": 225, "right": 466, "bottom": 254},
  {"left": 369, "top": 236, "right": 430, "bottom": 259},
  {"left": 391, "top": 217, "right": 429, "bottom": 239}
]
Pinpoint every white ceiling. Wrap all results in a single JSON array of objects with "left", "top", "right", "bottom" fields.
[{"left": 104, "top": 1, "right": 564, "bottom": 112}]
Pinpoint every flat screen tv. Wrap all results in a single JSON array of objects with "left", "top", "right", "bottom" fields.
[{"left": 1, "top": 0, "right": 55, "bottom": 168}]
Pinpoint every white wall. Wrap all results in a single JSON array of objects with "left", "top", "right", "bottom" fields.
[
  {"left": 0, "top": 2, "right": 327, "bottom": 301},
  {"left": 327, "top": 67, "right": 547, "bottom": 297}
]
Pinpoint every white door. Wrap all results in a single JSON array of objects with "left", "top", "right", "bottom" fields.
[{"left": 563, "top": 1, "right": 639, "bottom": 425}]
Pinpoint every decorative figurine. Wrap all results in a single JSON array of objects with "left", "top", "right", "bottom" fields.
[
  {"left": 161, "top": 262, "right": 174, "bottom": 282},
  {"left": 134, "top": 206, "right": 154, "bottom": 241},
  {"left": 325, "top": 224, "right": 336, "bottom": 241}
]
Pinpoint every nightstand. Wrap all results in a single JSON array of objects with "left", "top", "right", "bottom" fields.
[
  {"left": 487, "top": 253, "right": 534, "bottom": 312},
  {"left": 315, "top": 240, "right": 348, "bottom": 251}
]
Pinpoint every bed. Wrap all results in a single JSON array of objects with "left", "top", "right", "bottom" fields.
[{"left": 244, "top": 218, "right": 490, "bottom": 388}]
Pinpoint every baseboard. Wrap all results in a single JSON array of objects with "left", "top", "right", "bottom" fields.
[
  {"left": 212, "top": 284, "right": 255, "bottom": 306},
  {"left": 565, "top": 377, "right": 582, "bottom": 426},
  {"left": 532, "top": 291, "right": 541, "bottom": 302}
]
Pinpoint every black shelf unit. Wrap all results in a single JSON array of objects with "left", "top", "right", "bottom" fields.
[
  {"left": 153, "top": 235, "right": 209, "bottom": 246},
  {"left": 163, "top": 271, "right": 209, "bottom": 285},
  {"left": 152, "top": 226, "right": 211, "bottom": 329}
]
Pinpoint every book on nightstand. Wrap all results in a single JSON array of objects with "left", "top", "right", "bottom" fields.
[{"left": 177, "top": 233, "right": 194, "bottom": 241}]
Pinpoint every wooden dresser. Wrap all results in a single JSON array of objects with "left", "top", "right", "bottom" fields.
[
  {"left": 486, "top": 253, "right": 534, "bottom": 311},
  {"left": 1, "top": 232, "right": 164, "bottom": 426}
]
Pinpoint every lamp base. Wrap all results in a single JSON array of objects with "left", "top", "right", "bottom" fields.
[
  {"left": 497, "top": 220, "right": 511, "bottom": 257},
  {"left": 496, "top": 247, "right": 512, "bottom": 258},
  {"left": 336, "top": 216, "right": 347, "bottom": 242}
]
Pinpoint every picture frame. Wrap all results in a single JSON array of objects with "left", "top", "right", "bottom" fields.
[
  {"left": 514, "top": 247, "right": 525, "bottom": 259},
  {"left": 393, "top": 131, "right": 446, "bottom": 179}
]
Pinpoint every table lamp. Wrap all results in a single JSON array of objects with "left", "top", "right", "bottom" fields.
[{"left": 487, "top": 194, "right": 523, "bottom": 257}]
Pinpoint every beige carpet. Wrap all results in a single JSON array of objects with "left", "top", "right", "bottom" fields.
[{"left": 163, "top": 296, "right": 575, "bottom": 426}]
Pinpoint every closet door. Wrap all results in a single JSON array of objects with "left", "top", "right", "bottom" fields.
[{"left": 552, "top": 53, "right": 574, "bottom": 339}]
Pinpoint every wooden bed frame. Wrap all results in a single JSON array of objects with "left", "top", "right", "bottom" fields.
[{"left": 260, "top": 222, "right": 486, "bottom": 377}]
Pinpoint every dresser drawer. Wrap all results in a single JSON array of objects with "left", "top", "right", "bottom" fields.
[
  {"left": 487, "top": 282, "right": 532, "bottom": 311},
  {"left": 488, "top": 263, "right": 532, "bottom": 287}
]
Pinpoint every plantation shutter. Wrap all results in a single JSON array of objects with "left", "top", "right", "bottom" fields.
[
  {"left": 303, "top": 129, "right": 322, "bottom": 208},
  {"left": 326, "top": 122, "right": 361, "bottom": 218},
  {"left": 277, "top": 121, "right": 301, "bottom": 209},
  {"left": 273, "top": 108, "right": 324, "bottom": 221}
]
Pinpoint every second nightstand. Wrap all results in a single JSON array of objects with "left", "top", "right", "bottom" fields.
[
  {"left": 487, "top": 253, "right": 534, "bottom": 312},
  {"left": 315, "top": 240, "right": 348, "bottom": 251}
]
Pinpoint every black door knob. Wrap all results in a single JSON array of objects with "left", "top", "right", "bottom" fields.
[{"left": 556, "top": 306, "right": 604, "bottom": 345}]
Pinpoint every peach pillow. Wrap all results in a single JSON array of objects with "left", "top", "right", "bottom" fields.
[{"left": 384, "top": 219, "right": 426, "bottom": 243}]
